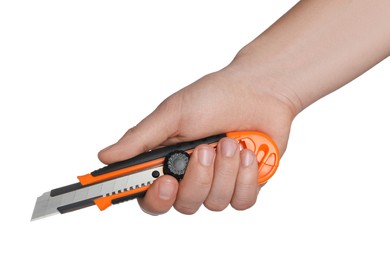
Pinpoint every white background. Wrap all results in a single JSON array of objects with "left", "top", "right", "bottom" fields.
[{"left": 1, "top": 1, "right": 389, "bottom": 259}]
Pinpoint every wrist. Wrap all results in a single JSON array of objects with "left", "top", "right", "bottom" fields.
[{"left": 225, "top": 47, "right": 304, "bottom": 119}]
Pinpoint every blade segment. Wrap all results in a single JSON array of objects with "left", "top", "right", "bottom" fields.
[{"left": 31, "top": 166, "right": 163, "bottom": 221}]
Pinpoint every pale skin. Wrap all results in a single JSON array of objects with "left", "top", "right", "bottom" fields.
[{"left": 98, "top": 0, "right": 390, "bottom": 215}]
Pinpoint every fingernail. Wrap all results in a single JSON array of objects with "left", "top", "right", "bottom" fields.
[
  {"left": 159, "top": 179, "right": 176, "bottom": 200},
  {"left": 198, "top": 147, "right": 214, "bottom": 166},
  {"left": 241, "top": 150, "right": 255, "bottom": 167},
  {"left": 221, "top": 138, "right": 238, "bottom": 157}
]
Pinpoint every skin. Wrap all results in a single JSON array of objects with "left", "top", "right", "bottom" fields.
[{"left": 98, "top": 0, "right": 390, "bottom": 215}]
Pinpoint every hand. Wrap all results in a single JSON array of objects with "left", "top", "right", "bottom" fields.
[
  {"left": 98, "top": 0, "right": 390, "bottom": 215},
  {"left": 98, "top": 63, "right": 296, "bottom": 215}
]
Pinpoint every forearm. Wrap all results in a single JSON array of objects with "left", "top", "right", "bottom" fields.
[{"left": 230, "top": 0, "right": 390, "bottom": 114}]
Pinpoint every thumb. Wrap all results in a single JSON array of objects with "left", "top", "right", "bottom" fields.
[{"left": 98, "top": 100, "right": 179, "bottom": 164}]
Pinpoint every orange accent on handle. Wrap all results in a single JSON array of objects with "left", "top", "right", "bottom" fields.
[
  {"left": 78, "top": 158, "right": 164, "bottom": 186},
  {"left": 226, "top": 131, "right": 280, "bottom": 184},
  {"left": 94, "top": 185, "right": 150, "bottom": 211}
]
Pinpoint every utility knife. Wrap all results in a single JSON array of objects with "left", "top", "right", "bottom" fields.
[{"left": 31, "top": 131, "right": 280, "bottom": 221}]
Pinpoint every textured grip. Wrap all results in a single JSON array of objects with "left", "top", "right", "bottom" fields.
[{"left": 163, "top": 151, "right": 190, "bottom": 180}]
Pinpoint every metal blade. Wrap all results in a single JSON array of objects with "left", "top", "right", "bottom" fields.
[{"left": 31, "top": 166, "right": 163, "bottom": 221}]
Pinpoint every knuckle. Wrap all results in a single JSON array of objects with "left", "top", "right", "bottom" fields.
[
  {"left": 204, "top": 198, "right": 229, "bottom": 212},
  {"left": 231, "top": 199, "right": 255, "bottom": 211},
  {"left": 231, "top": 195, "right": 257, "bottom": 211},
  {"left": 192, "top": 172, "right": 213, "bottom": 188},
  {"left": 174, "top": 203, "right": 199, "bottom": 215},
  {"left": 140, "top": 206, "right": 162, "bottom": 216},
  {"left": 216, "top": 168, "right": 236, "bottom": 178}
]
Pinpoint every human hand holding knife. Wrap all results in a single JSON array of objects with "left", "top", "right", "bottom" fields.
[{"left": 32, "top": 131, "right": 279, "bottom": 220}]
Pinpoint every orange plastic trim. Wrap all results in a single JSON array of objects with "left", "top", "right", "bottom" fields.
[{"left": 227, "top": 131, "right": 280, "bottom": 184}]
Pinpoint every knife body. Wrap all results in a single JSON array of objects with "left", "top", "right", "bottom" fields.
[{"left": 31, "top": 131, "right": 280, "bottom": 221}]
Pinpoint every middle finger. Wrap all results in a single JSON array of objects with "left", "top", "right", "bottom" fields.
[{"left": 204, "top": 137, "right": 240, "bottom": 211}]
